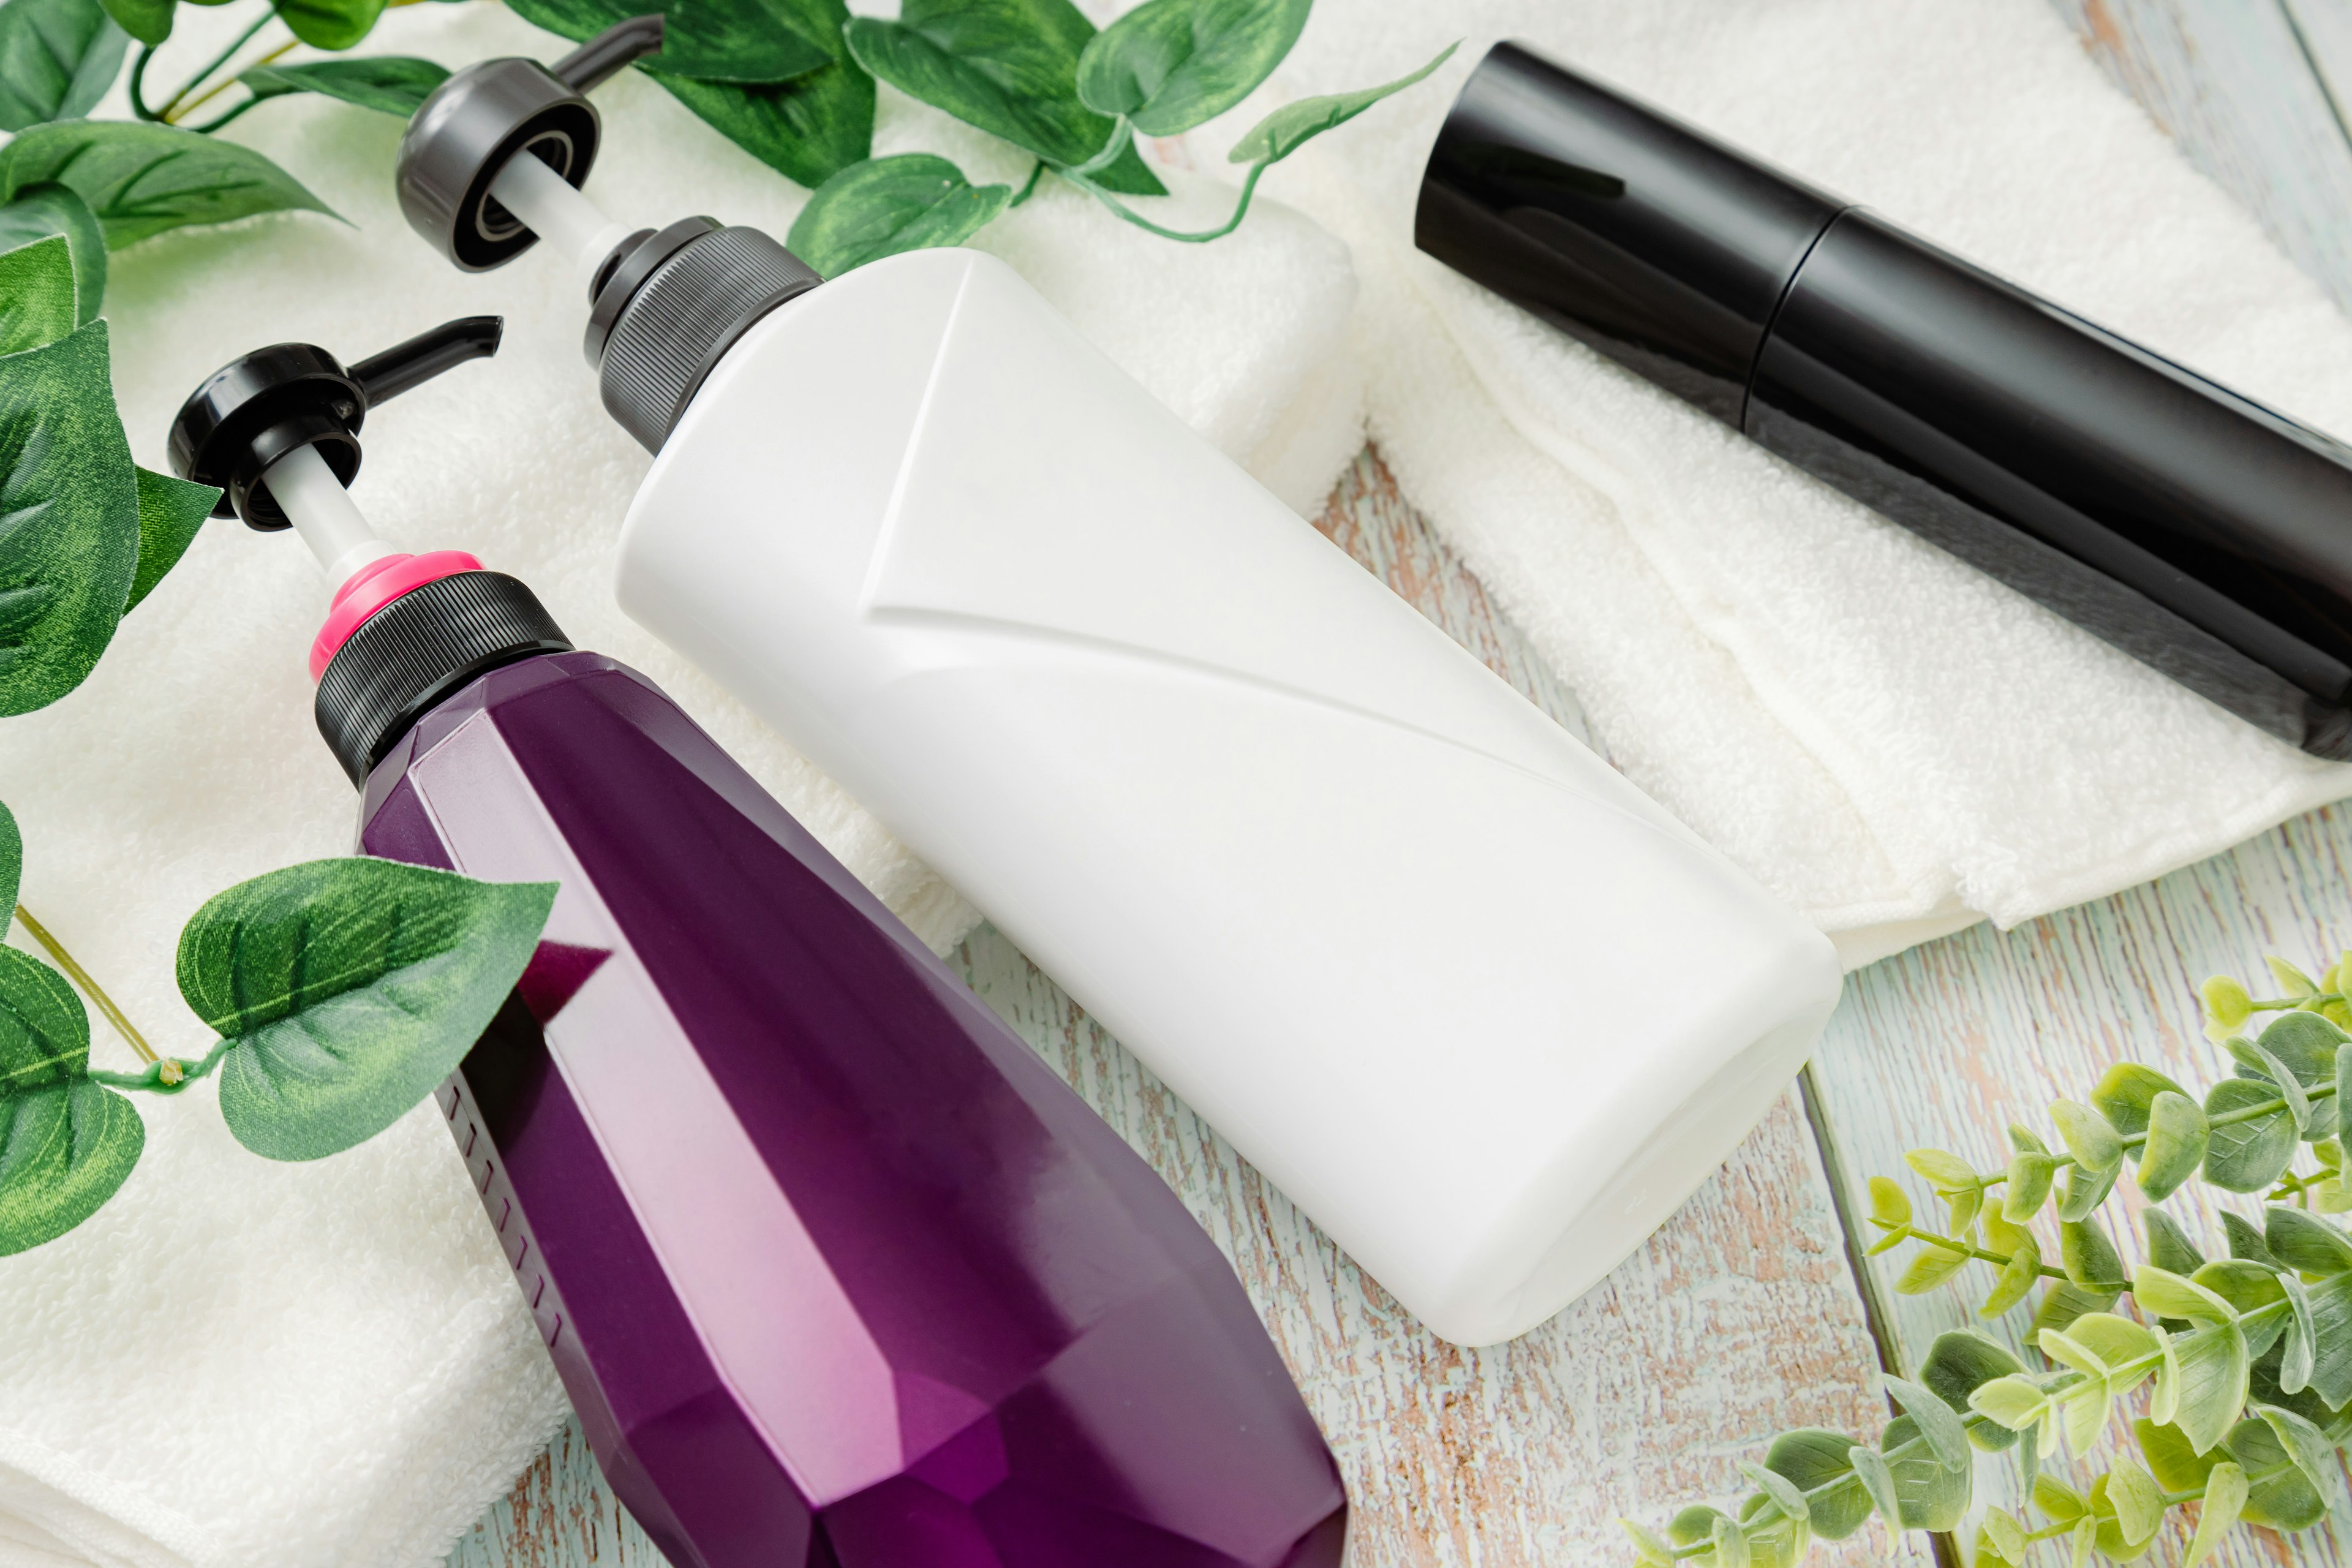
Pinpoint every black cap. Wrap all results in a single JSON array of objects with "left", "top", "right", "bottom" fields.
[
  {"left": 168, "top": 318, "right": 503, "bottom": 528},
  {"left": 587, "top": 220, "right": 823, "bottom": 451},
  {"left": 395, "top": 15, "right": 665, "bottom": 271},
  {"left": 315, "top": 571, "right": 572, "bottom": 786},
  {"left": 1416, "top": 42, "right": 1845, "bottom": 426}
]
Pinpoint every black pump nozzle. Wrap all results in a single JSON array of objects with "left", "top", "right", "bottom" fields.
[
  {"left": 552, "top": 14, "right": 666, "bottom": 92},
  {"left": 168, "top": 316, "right": 504, "bottom": 529},
  {"left": 395, "top": 16, "right": 665, "bottom": 272}
]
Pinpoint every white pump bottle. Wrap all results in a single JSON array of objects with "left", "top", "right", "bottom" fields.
[{"left": 407, "top": 27, "right": 1844, "bottom": 1347}]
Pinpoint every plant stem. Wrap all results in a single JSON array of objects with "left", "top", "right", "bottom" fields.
[
  {"left": 169, "top": 35, "right": 295, "bottom": 124},
  {"left": 151, "top": 7, "right": 275, "bottom": 122},
  {"left": 1009, "top": 160, "right": 1046, "bottom": 207},
  {"left": 1067, "top": 159, "right": 1272, "bottom": 243},
  {"left": 12, "top": 905, "right": 157, "bottom": 1064},
  {"left": 1065, "top": 116, "right": 1135, "bottom": 179},
  {"left": 1958, "top": 1079, "right": 2341, "bottom": 1194},
  {"left": 1898, "top": 1223, "right": 2068, "bottom": 1277}
]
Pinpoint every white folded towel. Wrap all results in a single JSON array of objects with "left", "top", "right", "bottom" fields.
[
  {"left": 1245, "top": 0, "right": 2352, "bottom": 966},
  {"left": 0, "top": 5, "right": 1360, "bottom": 1562}
]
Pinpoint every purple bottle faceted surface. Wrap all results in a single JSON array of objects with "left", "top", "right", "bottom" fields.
[{"left": 356, "top": 649, "right": 1347, "bottom": 1568}]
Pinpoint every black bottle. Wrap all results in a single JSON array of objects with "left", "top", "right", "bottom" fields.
[{"left": 1418, "top": 40, "right": 2352, "bottom": 760}]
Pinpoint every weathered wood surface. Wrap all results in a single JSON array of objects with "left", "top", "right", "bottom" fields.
[
  {"left": 458, "top": 1, "right": 2352, "bottom": 1563},
  {"left": 448, "top": 453, "right": 1909, "bottom": 1568}
]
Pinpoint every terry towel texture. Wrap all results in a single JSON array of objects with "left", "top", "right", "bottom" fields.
[
  {"left": 9, "top": 0, "right": 2352, "bottom": 1562},
  {"left": 1251, "top": 0, "right": 2352, "bottom": 966},
  {"left": 0, "top": 4, "right": 1359, "bottom": 1564}
]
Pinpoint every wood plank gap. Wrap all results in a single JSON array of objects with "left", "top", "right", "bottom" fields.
[
  {"left": 1798, "top": 1062, "right": 1962, "bottom": 1568},
  {"left": 2278, "top": 0, "right": 2352, "bottom": 163}
]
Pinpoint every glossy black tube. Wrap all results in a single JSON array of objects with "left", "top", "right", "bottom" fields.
[{"left": 1419, "top": 41, "right": 2352, "bottom": 758}]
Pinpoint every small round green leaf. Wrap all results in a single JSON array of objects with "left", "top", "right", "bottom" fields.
[
  {"left": 2136, "top": 1090, "right": 2207, "bottom": 1201},
  {"left": 1736, "top": 1460, "right": 1807, "bottom": 1524},
  {"left": 240, "top": 56, "right": 451, "bottom": 118},
  {"left": 1764, "top": 1429, "right": 1869, "bottom": 1539},
  {"left": 1882, "top": 1375, "right": 1969, "bottom": 1471},
  {"left": 1865, "top": 1172, "right": 1911, "bottom": 1227},
  {"left": 1844, "top": 1442, "right": 1900, "bottom": 1527},
  {"left": 2201, "top": 1076, "right": 2299, "bottom": 1191},
  {"left": 1894, "top": 1242, "right": 1967, "bottom": 1295},
  {"left": 786, "top": 154, "right": 1013, "bottom": 277},
  {"left": 2143, "top": 1207, "right": 2207, "bottom": 1276},
  {"left": 2264, "top": 1204, "right": 2352, "bottom": 1275},
  {"left": 2184, "top": 1460, "right": 2246, "bottom": 1568},
  {"left": 2252, "top": 1403, "right": 2350, "bottom": 1513},
  {"left": 1903, "top": 1146, "right": 1977, "bottom": 1191},
  {"left": 1618, "top": 1518, "right": 1673, "bottom": 1567},
  {"left": 1878, "top": 1413, "right": 1972, "bottom": 1530},
  {"left": 2002, "top": 1150, "right": 2056, "bottom": 1220},
  {"left": 2201, "top": 975, "right": 2255, "bottom": 1039},
  {"left": 2090, "top": 1061, "right": 2188, "bottom": 1137},
  {"left": 1978, "top": 1241, "right": 2038, "bottom": 1320},
  {"left": 2059, "top": 1217, "right": 2125, "bottom": 1291},
  {"left": 1226, "top": 40, "right": 1455, "bottom": 166},
  {"left": 183, "top": 858, "right": 556, "bottom": 1161},
  {"left": 2051, "top": 1098, "right": 2122, "bottom": 1172},
  {"left": 1074, "top": 0, "right": 1308, "bottom": 136},
  {"left": 2053, "top": 1153, "right": 2117, "bottom": 1223},
  {"left": 2269, "top": 955, "right": 2320, "bottom": 997}
]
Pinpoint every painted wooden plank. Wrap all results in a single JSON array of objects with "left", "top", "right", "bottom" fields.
[
  {"left": 1810, "top": 804, "right": 2352, "bottom": 1564},
  {"left": 2049, "top": 0, "right": 2352, "bottom": 312},
  {"left": 453, "top": 450, "right": 1905, "bottom": 1567}
]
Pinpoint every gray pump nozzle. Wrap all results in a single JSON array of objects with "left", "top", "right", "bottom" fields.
[
  {"left": 394, "top": 13, "right": 824, "bottom": 455},
  {"left": 394, "top": 14, "right": 666, "bottom": 271}
]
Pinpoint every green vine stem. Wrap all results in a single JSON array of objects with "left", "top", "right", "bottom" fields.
[
  {"left": 13, "top": 903, "right": 157, "bottom": 1065},
  {"left": 86, "top": 1037, "right": 230, "bottom": 1093},
  {"left": 169, "top": 35, "right": 296, "bottom": 125},
  {"left": 1008, "top": 160, "right": 1046, "bottom": 208},
  {"left": 129, "top": 9, "right": 274, "bottom": 124},
  {"left": 1065, "top": 159, "right": 1273, "bottom": 244}
]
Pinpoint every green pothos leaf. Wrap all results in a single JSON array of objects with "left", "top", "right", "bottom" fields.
[
  {"left": 1074, "top": 0, "right": 1306, "bottom": 136},
  {"left": 0, "top": 0, "right": 130, "bottom": 131},
  {"left": 842, "top": 0, "right": 1165, "bottom": 194},
  {"left": 785, "top": 153, "right": 1011, "bottom": 275},
  {"left": 0, "top": 942, "right": 138, "bottom": 1256},
  {"left": 647, "top": 50, "right": 874, "bottom": 189},
  {"left": 183, "top": 858, "right": 556, "bottom": 1161},
  {"left": 0, "top": 184, "right": 105, "bottom": 323},
  {"left": 125, "top": 466, "right": 215, "bottom": 614},
  {"left": 240, "top": 55, "right": 450, "bottom": 117},
  {"left": 98, "top": 0, "right": 171, "bottom": 45},
  {"left": 0, "top": 120, "right": 335, "bottom": 249},
  {"left": 0, "top": 234, "right": 76, "bottom": 355},
  {"left": 0, "top": 798, "right": 17, "bottom": 913},
  {"left": 507, "top": 0, "right": 831, "bottom": 83},
  {"left": 1226, "top": 40, "right": 1453, "bottom": 165},
  {"left": 269, "top": 0, "right": 385, "bottom": 53},
  {"left": 0, "top": 318, "right": 140, "bottom": 716}
]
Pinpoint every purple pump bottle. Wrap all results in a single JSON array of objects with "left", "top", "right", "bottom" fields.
[{"left": 167, "top": 320, "right": 1348, "bottom": 1568}]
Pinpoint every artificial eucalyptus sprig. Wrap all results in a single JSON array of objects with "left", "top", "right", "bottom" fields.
[{"left": 1625, "top": 951, "right": 2352, "bottom": 1566}]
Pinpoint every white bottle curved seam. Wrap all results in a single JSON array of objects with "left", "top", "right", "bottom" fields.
[{"left": 611, "top": 246, "right": 1843, "bottom": 1347}]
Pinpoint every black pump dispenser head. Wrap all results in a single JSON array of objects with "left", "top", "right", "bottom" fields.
[
  {"left": 392, "top": 16, "right": 823, "bottom": 453},
  {"left": 167, "top": 317, "right": 571, "bottom": 785},
  {"left": 168, "top": 316, "right": 504, "bottom": 528}
]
